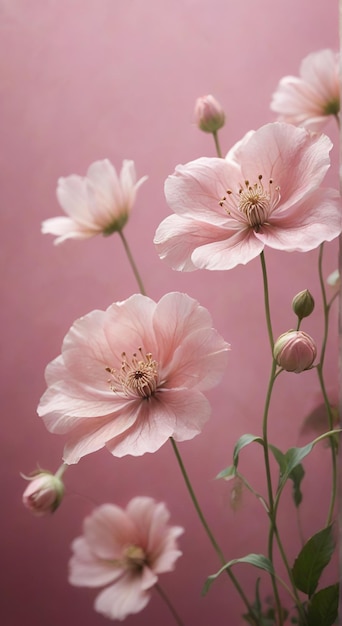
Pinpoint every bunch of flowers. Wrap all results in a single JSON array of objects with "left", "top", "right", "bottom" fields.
[{"left": 23, "top": 49, "right": 341, "bottom": 625}]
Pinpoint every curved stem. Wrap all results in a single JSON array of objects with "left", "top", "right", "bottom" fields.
[
  {"left": 118, "top": 230, "right": 146, "bottom": 295},
  {"left": 169, "top": 437, "right": 257, "bottom": 621},
  {"left": 55, "top": 463, "right": 68, "bottom": 480},
  {"left": 260, "top": 251, "right": 274, "bottom": 352},
  {"left": 212, "top": 130, "right": 223, "bottom": 158},
  {"left": 155, "top": 584, "right": 185, "bottom": 626},
  {"left": 317, "top": 243, "right": 338, "bottom": 525}
]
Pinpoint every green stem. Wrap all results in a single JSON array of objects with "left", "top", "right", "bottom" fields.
[
  {"left": 212, "top": 130, "right": 223, "bottom": 158},
  {"left": 118, "top": 230, "right": 146, "bottom": 295},
  {"left": 317, "top": 243, "right": 338, "bottom": 525},
  {"left": 260, "top": 251, "right": 274, "bottom": 352},
  {"left": 169, "top": 437, "right": 257, "bottom": 622},
  {"left": 155, "top": 584, "right": 185, "bottom": 626}
]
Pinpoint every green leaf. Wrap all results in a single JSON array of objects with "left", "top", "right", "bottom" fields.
[
  {"left": 307, "top": 584, "right": 339, "bottom": 626},
  {"left": 202, "top": 553, "right": 274, "bottom": 596},
  {"left": 232, "top": 434, "right": 264, "bottom": 468},
  {"left": 289, "top": 463, "right": 305, "bottom": 508},
  {"left": 269, "top": 445, "right": 304, "bottom": 506},
  {"left": 292, "top": 526, "right": 335, "bottom": 596},
  {"left": 216, "top": 464, "right": 236, "bottom": 480}
]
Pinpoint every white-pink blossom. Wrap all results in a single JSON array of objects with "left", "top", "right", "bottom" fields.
[
  {"left": 38, "top": 292, "right": 230, "bottom": 463},
  {"left": 22, "top": 469, "right": 65, "bottom": 516},
  {"left": 270, "top": 49, "right": 340, "bottom": 130},
  {"left": 154, "top": 123, "right": 341, "bottom": 271},
  {"left": 42, "top": 159, "right": 147, "bottom": 244},
  {"left": 69, "top": 497, "right": 183, "bottom": 621}
]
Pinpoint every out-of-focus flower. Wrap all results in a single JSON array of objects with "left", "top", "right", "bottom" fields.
[
  {"left": 154, "top": 123, "right": 341, "bottom": 271},
  {"left": 327, "top": 269, "right": 340, "bottom": 289},
  {"left": 38, "top": 292, "right": 230, "bottom": 463},
  {"left": 22, "top": 467, "right": 65, "bottom": 516},
  {"left": 270, "top": 49, "right": 340, "bottom": 131},
  {"left": 194, "top": 94, "right": 225, "bottom": 133},
  {"left": 273, "top": 330, "right": 317, "bottom": 373},
  {"left": 69, "top": 497, "right": 183, "bottom": 621},
  {"left": 42, "top": 159, "right": 147, "bottom": 244},
  {"left": 292, "top": 289, "right": 315, "bottom": 320}
]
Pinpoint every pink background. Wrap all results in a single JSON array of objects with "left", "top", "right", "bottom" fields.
[{"left": 1, "top": 1, "right": 340, "bottom": 625}]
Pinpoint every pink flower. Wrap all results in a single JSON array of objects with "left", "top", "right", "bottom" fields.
[
  {"left": 69, "top": 497, "right": 183, "bottom": 621},
  {"left": 273, "top": 330, "right": 317, "bottom": 373},
  {"left": 154, "top": 123, "right": 341, "bottom": 271},
  {"left": 22, "top": 468, "right": 65, "bottom": 516},
  {"left": 194, "top": 94, "right": 225, "bottom": 133},
  {"left": 38, "top": 292, "right": 230, "bottom": 463},
  {"left": 42, "top": 159, "right": 147, "bottom": 244},
  {"left": 270, "top": 49, "right": 340, "bottom": 131}
]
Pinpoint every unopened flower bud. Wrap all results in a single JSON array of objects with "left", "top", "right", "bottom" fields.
[
  {"left": 194, "top": 95, "right": 225, "bottom": 133},
  {"left": 22, "top": 467, "right": 65, "bottom": 516},
  {"left": 292, "top": 289, "right": 315, "bottom": 319},
  {"left": 273, "top": 330, "right": 317, "bottom": 373}
]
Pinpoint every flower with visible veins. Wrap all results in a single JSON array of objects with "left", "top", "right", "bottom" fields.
[
  {"left": 42, "top": 159, "right": 147, "bottom": 244},
  {"left": 38, "top": 292, "right": 230, "bottom": 463},
  {"left": 69, "top": 497, "right": 183, "bottom": 621},
  {"left": 270, "top": 49, "right": 340, "bottom": 130},
  {"left": 154, "top": 123, "right": 341, "bottom": 271}
]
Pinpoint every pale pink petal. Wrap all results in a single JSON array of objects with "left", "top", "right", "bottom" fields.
[
  {"left": 105, "top": 388, "right": 210, "bottom": 457},
  {"left": 69, "top": 537, "right": 123, "bottom": 587},
  {"left": 62, "top": 403, "right": 139, "bottom": 464},
  {"left": 271, "top": 50, "right": 339, "bottom": 130},
  {"left": 228, "top": 123, "right": 333, "bottom": 210},
  {"left": 153, "top": 292, "right": 214, "bottom": 367},
  {"left": 84, "top": 505, "right": 137, "bottom": 558},
  {"left": 165, "top": 157, "right": 239, "bottom": 222},
  {"left": 154, "top": 213, "right": 238, "bottom": 271},
  {"left": 257, "top": 188, "right": 342, "bottom": 251},
  {"left": 167, "top": 326, "right": 230, "bottom": 390},
  {"left": 103, "top": 295, "right": 157, "bottom": 358},
  {"left": 94, "top": 575, "right": 150, "bottom": 621},
  {"left": 43, "top": 158, "right": 147, "bottom": 243},
  {"left": 191, "top": 228, "right": 264, "bottom": 270}
]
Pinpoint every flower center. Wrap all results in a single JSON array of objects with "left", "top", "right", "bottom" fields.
[
  {"left": 219, "top": 175, "right": 281, "bottom": 231},
  {"left": 106, "top": 347, "right": 159, "bottom": 399},
  {"left": 123, "top": 545, "right": 147, "bottom": 571}
]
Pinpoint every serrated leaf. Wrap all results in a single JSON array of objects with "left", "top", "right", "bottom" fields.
[
  {"left": 202, "top": 553, "right": 274, "bottom": 596},
  {"left": 292, "top": 526, "right": 335, "bottom": 596},
  {"left": 307, "top": 583, "right": 339, "bottom": 626}
]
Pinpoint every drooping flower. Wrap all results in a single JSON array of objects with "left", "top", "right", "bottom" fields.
[
  {"left": 42, "top": 159, "right": 147, "bottom": 244},
  {"left": 273, "top": 330, "right": 317, "bottom": 373},
  {"left": 22, "top": 467, "right": 65, "bottom": 516},
  {"left": 38, "top": 292, "right": 230, "bottom": 463},
  {"left": 69, "top": 497, "right": 183, "bottom": 621},
  {"left": 194, "top": 94, "right": 225, "bottom": 133},
  {"left": 154, "top": 123, "right": 341, "bottom": 271},
  {"left": 270, "top": 49, "right": 340, "bottom": 131}
]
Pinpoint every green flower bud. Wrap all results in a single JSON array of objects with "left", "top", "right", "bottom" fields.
[{"left": 292, "top": 289, "right": 315, "bottom": 320}]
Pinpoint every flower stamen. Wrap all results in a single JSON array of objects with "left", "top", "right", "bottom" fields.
[
  {"left": 106, "top": 347, "right": 159, "bottom": 398},
  {"left": 219, "top": 174, "right": 281, "bottom": 231}
]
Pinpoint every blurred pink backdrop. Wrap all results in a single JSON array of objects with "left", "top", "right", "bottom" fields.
[{"left": 1, "top": 1, "right": 339, "bottom": 625}]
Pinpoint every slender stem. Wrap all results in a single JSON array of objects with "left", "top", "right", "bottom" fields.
[
  {"left": 118, "top": 230, "right": 146, "bottom": 295},
  {"left": 212, "top": 130, "right": 223, "bottom": 158},
  {"left": 260, "top": 251, "right": 274, "bottom": 352},
  {"left": 169, "top": 437, "right": 257, "bottom": 621},
  {"left": 317, "top": 243, "right": 338, "bottom": 526},
  {"left": 55, "top": 463, "right": 67, "bottom": 480},
  {"left": 155, "top": 584, "right": 185, "bottom": 626}
]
